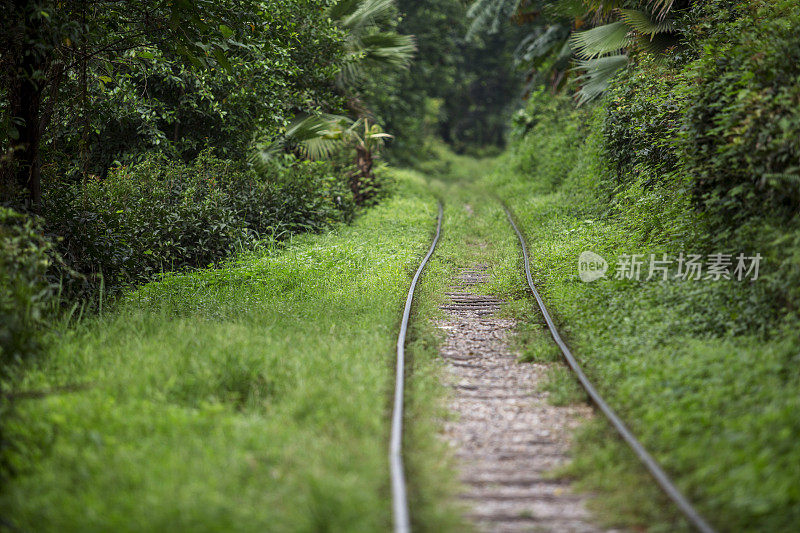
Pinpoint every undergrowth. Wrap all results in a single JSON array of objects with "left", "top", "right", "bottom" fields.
[
  {"left": 0, "top": 170, "right": 460, "bottom": 532},
  {"left": 482, "top": 87, "right": 800, "bottom": 532}
]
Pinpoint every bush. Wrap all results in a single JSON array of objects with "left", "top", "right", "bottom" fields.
[
  {"left": 681, "top": 0, "right": 800, "bottom": 226},
  {"left": 601, "top": 57, "right": 686, "bottom": 188},
  {"left": 43, "top": 150, "right": 355, "bottom": 299},
  {"left": 584, "top": 0, "right": 800, "bottom": 313},
  {"left": 0, "top": 208, "right": 56, "bottom": 375},
  {"left": 507, "top": 90, "right": 589, "bottom": 194}
]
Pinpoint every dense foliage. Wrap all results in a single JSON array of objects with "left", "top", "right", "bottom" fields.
[
  {"left": 369, "top": 0, "right": 526, "bottom": 160},
  {"left": 491, "top": 1, "right": 800, "bottom": 528},
  {"left": 1, "top": 0, "right": 345, "bottom": 185},
  {"left": 0, "top": 0, "right": 409, "bottom": 374},
  {"left": 0, "top": 208, "right": 57, "bottom": 374},
  {"left": 681, "top": 0, "right": 800, "bottom": 225},
  {"left": 44, "top": 152, "right": 354, "bottom": 300}
]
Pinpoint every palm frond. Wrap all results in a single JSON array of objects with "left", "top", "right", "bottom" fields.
[
  {"left": 298, "top": 136, "right": 343, "bottom": 160},
  {"left": 648, "top": 0, "right": 676, "bottom": 21},
  {"left": 328, "top": 0, "right": 362, "bottom": 21},
  {"left": 339, "top": 0, "right": 395, "bottom": 30},
  {"left": 248, "top": 138, "right": 283, "bottom": 172},
  {"left": 337, "top": 58, "right": 364, "bottom": 86},
  {"left": 570, "top": 21, "right": 631, "bottom": 59},
  {"left": 467, "top": 0, "right": 522, "bottom": 38},
  {"left": 515, "top": 24, "right": 570, "bottom": 65},
  {"left": 332, "top": 0, "right": 415, "bottom": 83},
  {"left": 554, "top": 37, "right": 573, "bottom": 63},
  {"left": 358, "top": 33, "right": 416, "bottom": 67},
  {"left": 338, "top": 32, "right": 415, "bottom": 84},
  {"left": 618, "top": 9, "right": 674, "bottom": 37},
  {"left": 284, "top": 114, "right": 349, "bottom": 142},
  {"left": 252, "top": 114, "right": 354, "bottom": 165},
  {"left": 573, "top": 53, "right": 628, "bottom": 104},
  {"left": 286, "top": 114, "right": 350, "bottom": 160}
]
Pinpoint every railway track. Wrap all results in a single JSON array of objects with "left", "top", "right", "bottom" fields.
[
  {"left": 438, "top": 263, "right": 601, "bottom": 532},
  {"left": 391, "top": 201, "right": 715, "bottom": 533}
]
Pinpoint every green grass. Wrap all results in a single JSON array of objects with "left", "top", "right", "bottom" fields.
[
  {"left": 0, "top": 171, "right": 462, "bottom": 532},
  {"left": 481, "top": 113, "right": 800, "bottom": 532},
  {"left": 5, "top": 132, "right": 799, "bottom": 532}
]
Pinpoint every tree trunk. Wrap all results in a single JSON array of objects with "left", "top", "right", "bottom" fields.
[
  {"left": 14, "top": 72, "right": 43, "bottom": 210},
  {"left": 350, "top": 145, "right": 375, "bottom": 206},
  {"left": 2, "top": 0, "right": 45, "bottom": 211}
]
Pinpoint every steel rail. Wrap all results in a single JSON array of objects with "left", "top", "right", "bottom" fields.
[
  {"left": 391, "top": 202, "right": 443, "bottom": 533},
  {"left": 503, "top": 204, "right": 715, "bottom": 533}
]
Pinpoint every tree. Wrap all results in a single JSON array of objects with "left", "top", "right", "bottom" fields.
[
  {"left": 0, "top": 0, "right": 258, "bottom": 210},
  {"left": 254, "top": 114, "right": 392, "bottom": 204},
  {"left": 255, "top": 0, "right": 414, "bottom": 204},
  {"left": 39, "top": 4, "right": 344, "bottom": 177},
  {"left": 465, "top": 0, "right": 687, "bottom": 104}
]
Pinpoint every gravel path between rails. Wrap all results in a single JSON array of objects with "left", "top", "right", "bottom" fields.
[{"left": 437, "top": 263, "right": 610, "bottom": 533}]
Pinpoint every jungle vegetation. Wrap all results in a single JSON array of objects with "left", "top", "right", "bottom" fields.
[{"left": 2, "top": 0, "right": 799, "bottom": 531}]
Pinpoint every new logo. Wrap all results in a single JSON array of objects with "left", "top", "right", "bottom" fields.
[{"left": 578, "top": 251, "right": 608, "bottom": 282}]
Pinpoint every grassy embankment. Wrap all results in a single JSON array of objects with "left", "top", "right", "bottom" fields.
[
  {"left": 397, "top": 132, "right": 800, "bottom": 532},
  {"left": 5, "top": 135, "right": 799, "bottom": 532},
  {"left": 1, "top": 171, "right": 463, "bottom": 532},
  {"left": 479, "top": 106, "right": 800, "bottom": 532}
]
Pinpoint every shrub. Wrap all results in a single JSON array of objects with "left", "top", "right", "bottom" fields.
[
  {"left": 0, "top": 208, "right": 56, "bottom": 374},
  {"left": 508, "top": 90, "right": 589, "bottom": 194},
  {"left": 680, "top": 0, "right": 800, "bottom": 226},
  {"left": 601, "top": 57, "right": 686, "bottom": 188},
  {"left": 42, "top": 150, "right": 355, "bottom": 299}
]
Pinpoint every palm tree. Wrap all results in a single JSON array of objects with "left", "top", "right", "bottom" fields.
[
  {"left": 467, "top": 0, "right": 683, "bottom": 103},
  {"left": 253, "top": 0, "right": 415, "bottom": 204},
  {"left": 253, "top": 115, "right": 392, "bottom": 203},
  {"left": 571, "top": 2, "right": 680, "bottom": 103},
  {"left": 331, "top": 0, "right": 416, "bottom": 85}
]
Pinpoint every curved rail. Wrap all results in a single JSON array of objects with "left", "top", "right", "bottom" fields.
[
  {"left": 391, "top": 202, "right": 443, "bottom": 533},
  {"left": 503, "top": 204, "right": 715, "bottom": 533}
]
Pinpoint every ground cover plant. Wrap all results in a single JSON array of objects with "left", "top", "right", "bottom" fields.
[
  {"left": 477, "top": 8, "right": 800, "bottom": 523},
  {"left": 0, "top": 172, "right": 466, "bottom": 532},
  {"left": 3, "top": 0, "right": 800, "bottom": 530}
]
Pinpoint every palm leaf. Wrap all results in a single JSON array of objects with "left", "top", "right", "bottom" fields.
[
  {"left": 338, "top": 33, "right": 415, "bottom": 84},
  {"left": 339, "top": 0, "right": 395, "bottom": 30},
  {"left": 284, "top": 114, "right": 349, "bottom": 142},
  {"left": 648, "top": 0, "right": 676, "bottom": 21},
  {"left": 338, "top": 57, "right": 363, "bottom": 85},
  {"left": 328, "top": 0, "right": 362, "bottom": 21},
  {"left": 516, "top": 25, "right": 570, "bottom": 64},
  {"left": 467, "top": 0, "right": 522, "bottom": 38},
  {"left": 359, "top": 32, "right": 416, "bottom": 67},
  {"left": 618, "top": 9, "right": 674, "bottom": 37},
  {"left": 252, "top": 114, "right": 354, "bottom": 164},
  {"left": 298, "top": 136, "right": 343, "bottom": 160},
  {"left": 573, "top": 53, "right": 628, "bottom": 104},
  {"left": 570, "top": 22, "right": 631, "bottom": 59}
]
